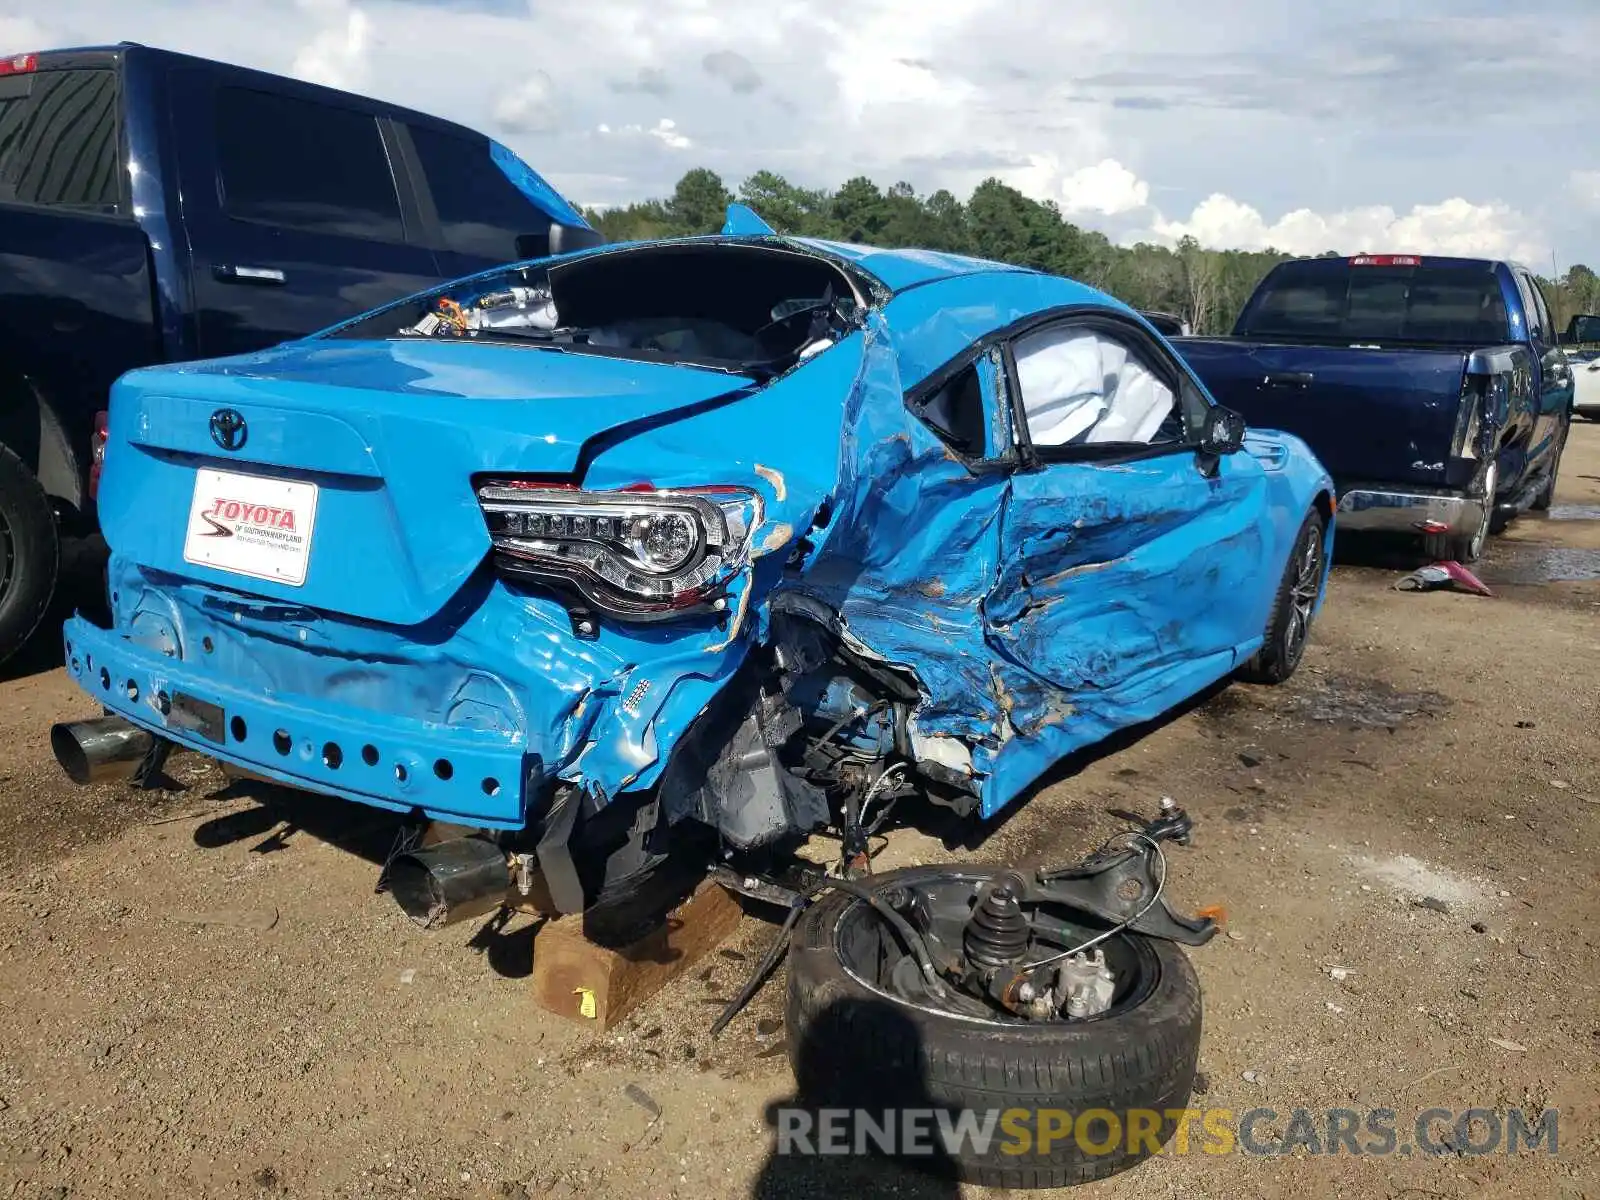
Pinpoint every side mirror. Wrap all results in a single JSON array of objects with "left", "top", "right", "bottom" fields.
[
  {"left": 1564, "top": 315, "right": 1600, "bottom": 345},
  {"left": 1199, "top": 406, "right": 1246, "bottom": 455}
]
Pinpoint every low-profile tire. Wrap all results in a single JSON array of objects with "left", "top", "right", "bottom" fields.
[
  {"left": 576, "top": 813, "right": 718, "bottom": 947},
  {"left": 1238, "top": 506, "right": 1325, "bottom": 685},
  {"left": 785, "top": 865, "right": 1203, "bottom": 1188},
  {"left": 0, "top": 443, "right": 59, "bottom": 667}
]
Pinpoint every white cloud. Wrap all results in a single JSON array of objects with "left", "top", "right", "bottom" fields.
[
  {"left": 289, "top": 0, "right": 369, "bottom": 92},
  {"left": 493, "top": 71, "right": 560, "bottom": 136},
  {"left": 1001, "top": 150, "right": 1549, "bottom": 263},
  {"left": 1146, "top": 192, "right": 1547, "bottom": 263},
  {"left": 0, "top": 17, "right": 56, "bottom": 54},
  {"left": 1058, "top": 158, "right": 1150, "bottom": 216},
  {"left": 818, "top": 0, "right": 986, "bottom": 121},
  {"left": 1570, "top": 170, "right": 1600, "bottom": 212},
  {"left": 596, "top": 118, "right": 694, "bottom": 151},
  {"left": 649, "top": 118, "right": 692, "bottom": 151}
]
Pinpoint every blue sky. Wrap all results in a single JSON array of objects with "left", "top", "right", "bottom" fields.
[{"left": 8, "top": 0, "right": 1599, "bottom": 267}]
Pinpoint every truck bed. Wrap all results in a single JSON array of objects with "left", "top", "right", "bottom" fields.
[{"left": 0, "top": 204, "right": 159, "bottom": 507}]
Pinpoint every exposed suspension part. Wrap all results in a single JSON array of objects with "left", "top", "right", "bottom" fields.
[{"left": 962, "top": 873, "right": 1030, "bottom": 969}]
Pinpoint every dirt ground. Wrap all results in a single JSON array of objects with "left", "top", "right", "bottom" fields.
[{"left": 1, "top": 429, "right": 1598, "bottom": 1200}]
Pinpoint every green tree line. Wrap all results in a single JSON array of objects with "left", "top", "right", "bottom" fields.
[{"left": 584, "top": 168, "right": 1600, "bottom": 338}]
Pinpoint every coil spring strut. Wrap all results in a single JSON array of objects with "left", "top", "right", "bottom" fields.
[{"left": 963, "top": 874, "right": 1030, "bottom": 970}]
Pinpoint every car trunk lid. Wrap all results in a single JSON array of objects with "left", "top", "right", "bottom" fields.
[{"left": 99, "top": 339, "right": 755, "bottom": 626}]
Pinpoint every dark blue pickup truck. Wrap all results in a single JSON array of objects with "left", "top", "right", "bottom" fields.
[
  {"left": 1176, "top": 255, "right": 1574, "bottom": 562},
  {"left": 0, "top": 42, "right": 599, "bottom": 661}
]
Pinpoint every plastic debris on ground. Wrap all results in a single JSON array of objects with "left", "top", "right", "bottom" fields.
[{"left": 1394, "top": 561, "right": 1494, "bottom": 596}]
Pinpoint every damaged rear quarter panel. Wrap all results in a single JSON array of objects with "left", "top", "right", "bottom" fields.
[
  {"left": 571, "top": 294, "right": 1027, "bottom": 802},
  {"left": 564, "top": 326, "right": 877, "bottom": 795},
  {"left": 582, "top": 264, "right": 1336, "bottom": 823}
]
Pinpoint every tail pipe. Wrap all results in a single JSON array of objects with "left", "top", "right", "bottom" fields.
[
  {"left": 388, "top": 837, "right": 513, "bottom": 930},
  {"left": 51, "top": 715, "right": 160, "bottom": 785}
]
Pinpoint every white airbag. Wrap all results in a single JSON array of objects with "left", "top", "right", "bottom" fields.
[{"left": 1014, "top": 326, "right": 1175, "bottom": 446}]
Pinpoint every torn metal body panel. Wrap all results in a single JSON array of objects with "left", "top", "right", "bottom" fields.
[{"left": 60, "top": 217, "right": 1334, "bottom": 911}]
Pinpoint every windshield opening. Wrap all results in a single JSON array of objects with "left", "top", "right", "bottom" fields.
[
  {"left": 325, "top": 242, "right": 865, "bottom": 378},
  {"left": 1238, "top": 260, "right": 1509, "bottom": 346}
]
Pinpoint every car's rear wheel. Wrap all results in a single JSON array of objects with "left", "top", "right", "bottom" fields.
[
  {"left": 0, "top": 443, "right": 59, "bottom": 667},
  {"left": 1239, "top": 506, "right": 1325, "bottom": 685}
]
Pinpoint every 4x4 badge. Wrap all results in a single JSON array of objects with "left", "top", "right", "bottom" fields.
[{"left": 209, "top": 408, "right": 247, "bottom": 452}]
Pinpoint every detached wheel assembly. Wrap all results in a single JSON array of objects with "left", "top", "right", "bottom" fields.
[{"left": 781, "top": 806, "right": 1214, "bottom": 1187}]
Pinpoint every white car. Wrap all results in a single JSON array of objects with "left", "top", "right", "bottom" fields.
[{"left": 1570, "top": 349, "right": 1600, "bottom": 419}]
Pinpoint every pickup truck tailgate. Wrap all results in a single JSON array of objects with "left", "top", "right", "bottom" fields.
[{"left": 1176, "top": 339, "right": 1468, "bottom": 488}]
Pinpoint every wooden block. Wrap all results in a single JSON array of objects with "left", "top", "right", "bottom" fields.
[{"left": 530, "top": 880, "right": 744, "bottom": 1030}]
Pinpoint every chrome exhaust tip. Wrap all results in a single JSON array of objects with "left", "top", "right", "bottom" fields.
[
  {"left": 50, "top": 716, "right": 157, "bottom": 786},
  {"left": 388, "top": 837, "right": 512, "bottom": 930}
]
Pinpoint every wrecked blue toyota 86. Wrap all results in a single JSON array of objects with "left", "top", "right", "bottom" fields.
[{"left": 55, "top": 208, "right": 1335, "bottom": 924}]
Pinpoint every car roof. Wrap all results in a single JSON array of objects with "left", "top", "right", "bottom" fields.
[
  {"left": 573, "top": 232, "right": 1045, "bottom": 295},
  {"left": 789, "top": 238, "right": 1041, "bottom": 293}
]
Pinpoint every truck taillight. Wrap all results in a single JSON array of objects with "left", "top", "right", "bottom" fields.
[
  {"left": 476, "top": 481, "right": 756, "bottom": 622},
  {"left": 0, "top": 53, "right": 38, "bottom": 76},
  {"left": 1452, "top": 375, "right": 1505, "bottom": 463},
  {"left": 1350, "top": 254, "right": 1422, "bottom": 267},
  {"left": 88, "top": 410, "right": 109, "bottom": 500}
]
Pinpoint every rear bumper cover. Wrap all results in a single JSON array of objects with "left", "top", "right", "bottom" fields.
[
  {"left": 1334, "top": 486, "right": 1485, "bottom": 538},
  {"left": 62, "top": 616, "right": 534, "bottom": 828}
]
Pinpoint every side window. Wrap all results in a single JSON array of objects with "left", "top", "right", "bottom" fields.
[
  {"left": 215, "top": 87, "right": 403, "bottom": 241},
  {"left": 909, "top": 349, "right": 1011, "bottom": 461},
  {"left": 409, "top": 124, "right": 547, "bottom": 261},
  {"left": 1013, "top": 322, "right": 1187, "bottom": 450},
  {"left": 0, "top": 69, "right": 119, "bottom": 211},
  {"left": 1514, "top": 273, "right": 1546, "bottom": 343},
  {"left": 1529, "top": 279, "right": 1555, "bottom": 346}
]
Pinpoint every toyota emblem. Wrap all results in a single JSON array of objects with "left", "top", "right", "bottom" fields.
[{"left": 209, "top": 408, "right": 247, "bottom": 452}]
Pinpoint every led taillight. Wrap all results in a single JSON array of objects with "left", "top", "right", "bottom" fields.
[
  {"left": 1350, "top": 254, "right": 1422, "bottom": 267},
  {"left": 88, "top": 410, "right": 109, "bottom": 500},
  {"left": 0, "top": 53, "right": 38, "bottom": 76},
  {"left": 477, "top": 481, "right": 756, "bottom": 622}
]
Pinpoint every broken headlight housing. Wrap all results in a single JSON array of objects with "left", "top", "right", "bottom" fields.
[{"left": 477, "top": 482, "right": 756, "bottom": 621}]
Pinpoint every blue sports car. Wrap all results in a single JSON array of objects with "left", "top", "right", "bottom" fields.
[{"left": 55, "top": 206, "right": 1334, "bottom": 924}]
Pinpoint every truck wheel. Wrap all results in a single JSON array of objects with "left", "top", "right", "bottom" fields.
[
  {"left": 1531, "top": 424, "right": 1567, "bottom": 512},
  {"left": 1422, "top": 461, "right": 1497, "bottom": 563},
  {"left": 1238, "top": 507, "right": 1324, "bottom": 685},
  {"left": 784, "top": 865, "right": 1204, "bottom": 1188},
  {"left": 0, "top": 444, "right": 59, "bottom": 666}
]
